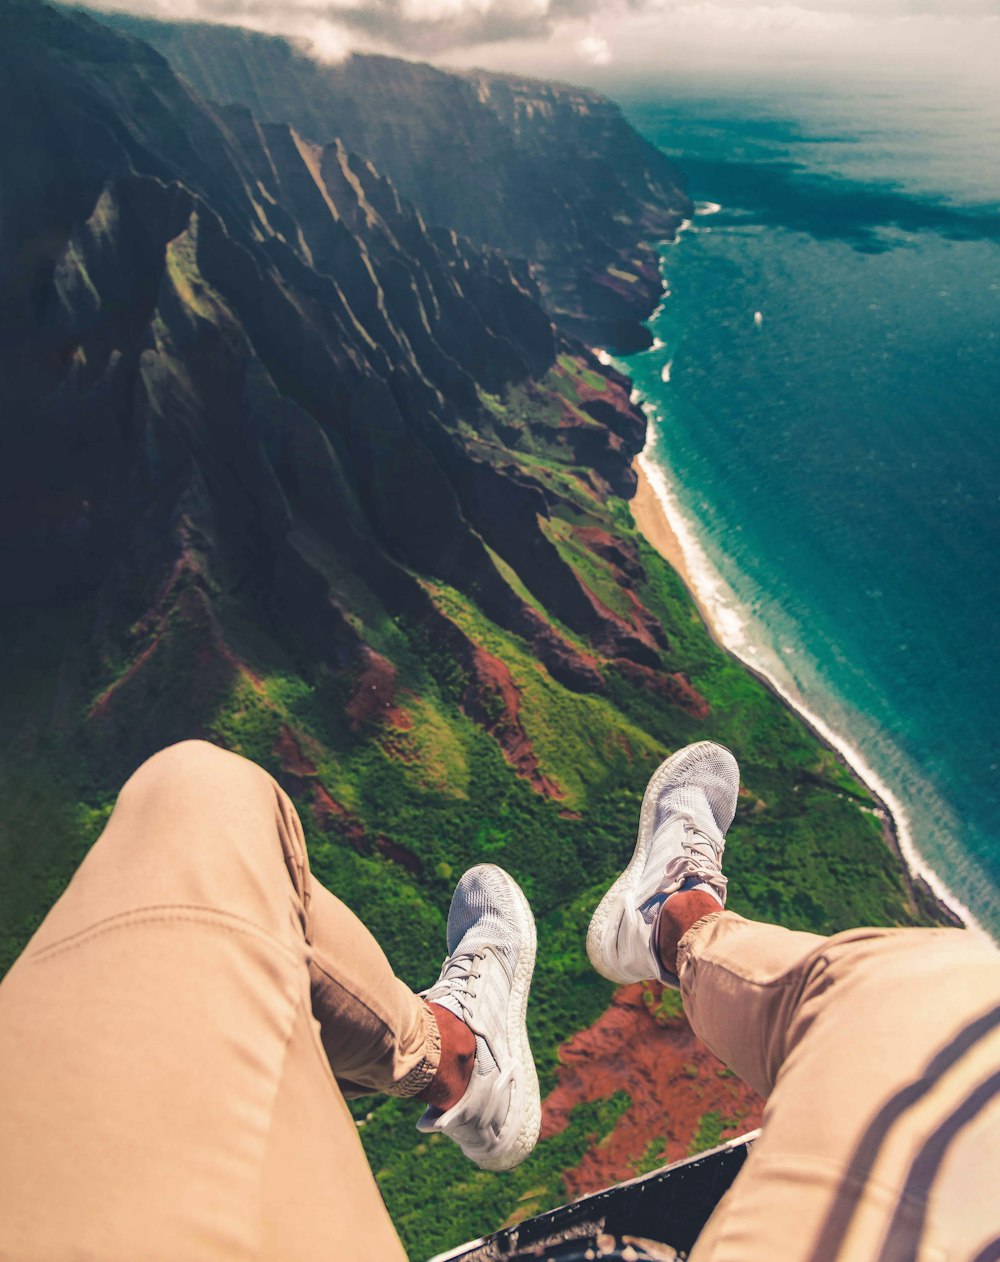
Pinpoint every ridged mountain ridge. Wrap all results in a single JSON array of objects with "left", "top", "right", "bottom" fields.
[
  {"left": 87, "top": 10, "right": 693, "bottom": 348},
  {"left": 5, "top": 0, "right": 672, "bottom": 712}
]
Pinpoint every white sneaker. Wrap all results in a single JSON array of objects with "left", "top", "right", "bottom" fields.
[
  {"left": 416, "top": 865, "right": 541, "bottom": 1172},
  {"left": 587, "top": 741, "right": 739, "bottom": 987}
]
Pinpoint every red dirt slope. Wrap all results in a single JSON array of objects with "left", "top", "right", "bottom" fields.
[{"left": 541, "top": 982, "right": 764, "bottom": 1199}]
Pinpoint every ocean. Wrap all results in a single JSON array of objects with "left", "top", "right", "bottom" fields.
[{"left": 613, "top": 79, "right": 1000, "bottom": 937}]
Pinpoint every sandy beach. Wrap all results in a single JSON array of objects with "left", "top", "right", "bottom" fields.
[
  {"left": 630, "top": 459, "right": 695, "bottom": 592},
  {"left": 630, "top": 452, "right": 726, "bottom": 651},
  {"left": 629, "top": 451, "right": 971, "bottom": 934}
]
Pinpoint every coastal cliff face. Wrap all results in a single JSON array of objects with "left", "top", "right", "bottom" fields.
[
  {"left": 2, "top": 0, "right": 667, "bottom": 783},
  {"left": 0, "top": 6, "right": 943, "bottom": 1257},
  {"left": 89, "top": 12, "right": 692, "bottom": 348}
]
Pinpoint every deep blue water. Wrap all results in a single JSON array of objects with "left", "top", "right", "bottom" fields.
[{"left": 616, "top": 84, "right": 1000, "bottom": 935}]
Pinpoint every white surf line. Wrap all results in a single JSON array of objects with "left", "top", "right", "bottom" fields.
[
  {"left": 660, "top": 218, "right": 693, "bottom": 246},
  {"left": 636, "top": 438, "right": 993, "bottom": 945}
]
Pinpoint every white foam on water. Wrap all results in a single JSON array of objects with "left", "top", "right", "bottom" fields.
[
  {"left": 637, "top": 441, "right": 752, "bottom": 656},
  {"left": 662, "top": 219, "right": 693, "bottom": 247},
  {"left": 695, "top": 201, "right": 723, "bottom": 216},
  {"left": 636, "top": 431, "right": 990, "bottom": 943},
  {"left": 661, "top": 360, "right": 673, "bottom": 383}
]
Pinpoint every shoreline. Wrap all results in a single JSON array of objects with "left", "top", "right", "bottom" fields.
[{"left": 631, "top": 448, "right": 980, "bottom": 937}]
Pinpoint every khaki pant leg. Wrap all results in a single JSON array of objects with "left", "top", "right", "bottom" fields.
[
  {"left": 309, "top": 880, "right": 440, "bottom": 1099},
  {"left": 679, "top": 913, "right": 1000, "bottom": 1262},
  {"left": 0, "top": 740, "right": 423, "bottom": 1262}
]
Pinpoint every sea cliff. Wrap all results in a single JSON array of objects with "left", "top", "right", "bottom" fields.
[{"left": 91, "top": 10, "right": 693, "bottom": 350}]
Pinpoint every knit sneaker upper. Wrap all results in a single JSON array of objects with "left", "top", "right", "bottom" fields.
[
  {"left": 417, "top": 865, "right": 540, "bottom": 1172},
  {"left": 587, "top": 742, "right": 740, "bottom": 987}
]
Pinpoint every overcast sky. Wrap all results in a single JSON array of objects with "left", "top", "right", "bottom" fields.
[{"left": 88, "top": 0, "right": 1000, "bottom": 91}]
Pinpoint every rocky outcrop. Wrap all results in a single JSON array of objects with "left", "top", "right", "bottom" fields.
[{"left": 89, "top": 11, "right": 692, "bottom": 348}]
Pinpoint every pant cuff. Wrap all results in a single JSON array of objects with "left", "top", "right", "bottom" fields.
[
  {"left": 676, "top": 909, "right": 727, "bottom": 978},
  {"left": 385, "top": 1001, "right": 441, "bottom": 1099}
]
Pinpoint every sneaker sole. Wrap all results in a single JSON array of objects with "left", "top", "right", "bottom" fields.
[
  {"left": 477, "top": 865, "right": 541, "bottom": 1172},
  {"left": 586, "top": 742, "right": 734, "bottom": 985}
]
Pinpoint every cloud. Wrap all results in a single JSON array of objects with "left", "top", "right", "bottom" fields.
[
  {"left": 577, "top": 30, "right": 611, "bottom": 62},
  {"left": 102, "top": 0, "right": 557, "bottom": 53},
  {"left": 87, "top": 0, "right": 1000, "bottom": 72}
]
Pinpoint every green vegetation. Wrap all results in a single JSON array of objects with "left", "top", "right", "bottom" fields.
[
  {"left": 428, "top": 580, "right": 660, "bottom": 810},
  {"left": 543, "top": 516, "right": 634, "bottom": 620},
  {"left": 0, "top": 371, "right": 941, "bottom": 1260},
  {"left": 555, "top": 352, "right": 610, "bottom": 397},
  {"left": 364, "top": 1092, "right": 629, "bottom": 1253},
  {"left": 687, "top": 1110, "right": 737, "bottom": 1157},
  {"left": 643, "top": 983, "right": 685, "bottom": 1023},
  {"left": 631, "top": 1135, "right": 669, "bottom": 1177}
]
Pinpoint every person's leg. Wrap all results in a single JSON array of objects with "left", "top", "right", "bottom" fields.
[
  {"left": 588, "top": 741, "right": 1000, "bottom": 1262},
  {"left": 0, "top": 740, "right": 425, "bottom": 1262},
  {"left": 666, "top": 903, "right": 1000, "bottom": 1262},
  {"left": 307, "top": 878, "right": 473, "bottom": 1106},
  {"left": 656, "top": 892, "right": 825, "bottom": 1097}
]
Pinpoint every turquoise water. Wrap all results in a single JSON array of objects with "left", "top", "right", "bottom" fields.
[{"left": 616, "top": 84, "right": 1000, "bottom": 936}]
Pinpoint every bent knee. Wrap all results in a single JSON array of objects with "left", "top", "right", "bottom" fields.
[{"left": 121, "top": 740, "right": 270, "bottom": 803}]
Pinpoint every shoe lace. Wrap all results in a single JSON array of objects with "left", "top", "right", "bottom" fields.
[
  {"left": 421, "top": 949, "right": 486, "bottom": 1024},
  {"left": 660, "top": 815, "right": 728, "bottom": 897}
]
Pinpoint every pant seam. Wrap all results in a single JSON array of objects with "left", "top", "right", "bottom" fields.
[
  {"left": 25, "top": 905, "right": 304, "bottom": 967},
  {"left": 311, "top": 958, "right": 421, "bottom": 1044},
  {"left": 269, "top": 776, "right": 310, "bottom": 904}
]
